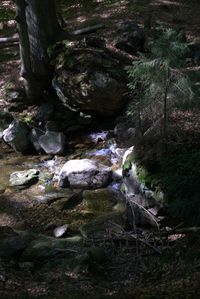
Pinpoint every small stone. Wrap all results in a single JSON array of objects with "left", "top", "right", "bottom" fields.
[{"left": 53, "top": 224, "right": 68, "bottom": 238}]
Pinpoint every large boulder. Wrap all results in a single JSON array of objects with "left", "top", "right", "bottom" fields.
[
  {"left": 38, "top": 131, "right": 66, "bottom": 155},
  {"left": 59, "top": 159, "right": 112, "bottom": 188},
  {"left": 2, "top": 120, "right": 31, "bottom": 152},
  {"left": 52, "top": 39, "right": 127, "bottom": 116}
]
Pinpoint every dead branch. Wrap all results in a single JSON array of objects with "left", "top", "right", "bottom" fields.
[
  {"left": 160, "top": 227, "right": 200, "bottom": 236},
  {"left": 105, "top": 43, "right": 138, "bottom": 64}
]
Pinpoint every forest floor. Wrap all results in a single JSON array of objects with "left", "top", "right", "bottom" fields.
[{"left": 0, "top": 0, "right": 200, "bottom": 298}]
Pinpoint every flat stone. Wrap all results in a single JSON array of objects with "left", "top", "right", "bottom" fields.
[{"left": 9, "top": 169, "right": 40, "bottom": 186}]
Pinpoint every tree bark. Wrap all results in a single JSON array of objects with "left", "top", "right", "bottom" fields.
[{"left": 16, "top": 0, "right": 63, "bottom": 101}]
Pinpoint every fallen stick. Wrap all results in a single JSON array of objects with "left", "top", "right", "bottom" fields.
[
  {"left": 0, "top": 36, "right": 19, "bottom": 43},
  {"left": 70, "top": 24, "right": 105, "bottom": 36}
]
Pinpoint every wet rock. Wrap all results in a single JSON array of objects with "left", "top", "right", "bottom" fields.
[
  {"left": 9, "top": 169, "right": 40, "bottom": 187},
  {"left": 115, "top": 21, "right": 145, "bottom": 55},
  {"left": 33, "top": 189, "right": 81, "bottom": 205},
  {"left": 38, "top": 131, "right": 65, "bottom": 155},
  {"left": 59, "top": 159, "right": 112, "bottom": 188},
  {"left": 34, "top": 193, "right": 64, "bottom": 204},
  {"left": 2, "top": 120, "right": 31, "bottom": 153},
  {"left": 53, "top": 224, "right": 68, "bottom": 238}
]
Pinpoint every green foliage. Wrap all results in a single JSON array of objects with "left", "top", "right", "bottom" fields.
[
  {"left": 21, "top": 113, "right": 34, "bottom": 126},
  {"left": 160, "top": 151, "right": 200, "bottom": 225},
  {"left": 126, "top": 25, "right": 193, "bottom": 136},
  {"left": 143, "top": 150, "right": 200, "bottom": 225},
  {"left": 0, "top": 8, "right": 15, "bottom": 21}
]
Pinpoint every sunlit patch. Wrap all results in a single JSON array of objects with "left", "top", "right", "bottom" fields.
[
  {"left": 108, "top": 182, "right": 121, "bottom": 191},
  {"left": 168, "top": 233, "right": 186, "bottom": 241},
  {"left": 87, "top": 148, "right": 111, "bottom": 156},
  {"left": 40, "top": 159, "right": 56, "bottom": 172},
  {"left": 88, "top": 131, "right": 108, "bottom": 142}
]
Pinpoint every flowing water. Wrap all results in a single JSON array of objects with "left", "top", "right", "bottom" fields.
[{"left": 0, "top": 131, "right": 125, "bottom": 234}]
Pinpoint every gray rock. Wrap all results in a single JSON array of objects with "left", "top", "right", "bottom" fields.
[
  {"left": 10, "top": 169, "right": 40, "bottom": 186},
  {"left": 29, "top": 128, "right": 44, "bottom": 152},
  {"left": 59, "top": 159, "right": 112, "bottom": 188},
  {"left": 36, "top": 102, "right": 54, "bottom": 122},
  {"left": 2, "top": 120, "right": 30, "bottom": 152},
  {"left": 114, "top": 122, "right": 136, "bottom": 147},
  {"left": 115, "top": 21, "right": 145, "bottom": 55},
  {"left": 38, "top": 131, "right": 65, "bottom": 155},
  {"left": 53, "top": 224, "right": 68, "bottom": 238}
]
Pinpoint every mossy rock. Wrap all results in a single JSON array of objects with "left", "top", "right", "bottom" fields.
[
  {"left": 80, "top": 211, "right": 126, "bottom": 239},
  {"left": 21, "top": 235, "right": 83, "bottom": 261}
]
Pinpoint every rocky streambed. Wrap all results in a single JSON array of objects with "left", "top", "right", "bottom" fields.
[{"left": 0, "top": 126, "right": 165, "bottom": 298}]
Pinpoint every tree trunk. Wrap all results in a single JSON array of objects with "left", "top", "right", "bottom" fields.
[{"left": 16, "top": 0, "right": 63, "bottom": 101}]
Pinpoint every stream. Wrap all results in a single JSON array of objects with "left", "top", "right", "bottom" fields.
[{"left": 0, "top": 130, "right": 126, "bottom": 235}]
